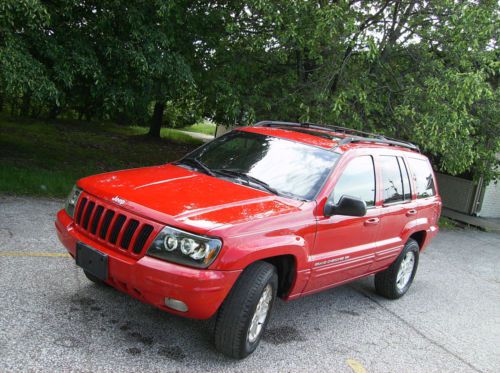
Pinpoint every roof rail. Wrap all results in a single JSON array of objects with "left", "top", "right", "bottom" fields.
[
  {"left": 337, "top": 136, "right": 420, "bottom": 151},
  {"left": 254, "top": 120, "right": 419, "bottom": 152}
]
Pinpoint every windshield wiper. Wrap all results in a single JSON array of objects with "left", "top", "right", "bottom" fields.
[
  {"left": 178, "top": 157, "right": 215, "bottom": 177},
  {"left": 213, "top": 168, "right": 279, "bottom": 195}
]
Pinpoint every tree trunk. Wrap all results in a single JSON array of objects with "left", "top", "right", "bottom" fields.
[
  {"left": 48, "top": 105, "right": 61, "bottom": 119},
  {"left": 149, "top": 101, "right": 165, "bottom": 137},
  {"left": 10, "top": 99, "right": 17, "bottom": 115},
  {"left": 21, "top": 91, "right": 31, "bottom": 116}
]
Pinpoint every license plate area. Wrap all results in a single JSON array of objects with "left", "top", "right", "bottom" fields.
[{"left": 76, "top": 242, "right": 108, "bottom": 281}]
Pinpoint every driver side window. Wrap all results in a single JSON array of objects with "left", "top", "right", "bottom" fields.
[{"left": 331, "top": 156, "right": 375, "bottom": 207}]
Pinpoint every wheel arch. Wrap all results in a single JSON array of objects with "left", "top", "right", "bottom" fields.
[
  {"left": 260, "top": 254, "right": 297, "bottom": 298},
  {"left": 409, "top": 230, "right": 427, "bottom": 250}
]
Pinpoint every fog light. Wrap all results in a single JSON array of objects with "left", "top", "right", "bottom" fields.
[{"left": 164, "top": 298, "right": 188, "bottom": 312}]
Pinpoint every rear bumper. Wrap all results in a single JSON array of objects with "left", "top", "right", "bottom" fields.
[{"left": 55, "top": 209, "right": 241, "bottom": 319}]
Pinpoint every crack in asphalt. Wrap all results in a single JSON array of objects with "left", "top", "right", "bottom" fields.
[{"left": 349, "top": 284, "right": 484, "bottom": 373}]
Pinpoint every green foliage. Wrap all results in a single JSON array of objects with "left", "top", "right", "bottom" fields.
[
  {"left": 0, "top": 0, "right": 498, "bottom": 182},
  {"left": 438, "top": 217, "right": 459, "bottom": 230},
  {"left": 198, "top": 0, "right": 499, "bottom": 181},
  {"left": 0, "top": 0, "right": 57, "bottom": 113}
]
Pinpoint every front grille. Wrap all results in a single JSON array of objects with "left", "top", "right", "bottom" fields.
[
  {"left": 133, "top": 225, "right": 154, "bottom": 254},
  {"left": 76, "top": 198, "right": 87, "bottom": 225},
  {"left": 90, "top": 206, "right": 104, "bottom": 234},
  {"left": 82, "top": 201, "right": 95, "bottom": 229},
  {"left": 120, "top": 219, "right": 139, "bottom": 250},
  {"left": 109, "top": 214, "right": 126, "bottom": 244},
  {"left": 74, "top": 194, "right": 157, "bottom": 256},
  {"left": 100, "top": 210, "right": 115, "bottom": 239}
]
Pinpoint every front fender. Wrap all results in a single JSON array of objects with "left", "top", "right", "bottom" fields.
[
  {"left": 211, "top": 232, "right": 313, "bottom": 300},
  {"left": 212, "top": 233, "right": 310, "bottom": 271}
]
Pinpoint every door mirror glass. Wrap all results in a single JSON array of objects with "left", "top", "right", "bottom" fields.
[{"left": 324, "top": 195, "right": 367, "bottom": 217}]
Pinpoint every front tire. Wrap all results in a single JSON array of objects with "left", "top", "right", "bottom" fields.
[
  {"left": 375, "top": 238, "right": 419, "bottom": 299},
  {"left": 214, "top": 261, "right": 278, "bottom": 359}
]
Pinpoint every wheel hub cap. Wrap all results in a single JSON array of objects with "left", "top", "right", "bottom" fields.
[
  {"left": 396, "top": 251, "right": 415, "bottom": 291},
  {"left": 247, "top": 284, "right": 272, "bottom": 343}
]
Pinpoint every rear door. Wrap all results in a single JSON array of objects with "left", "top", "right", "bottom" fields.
[
  {"left": 406, "top": 157, "right": 441, "bottom": 240},
  {"left": 372, "top": 154, "right": 419, "bottom": 272},
  {"left": 304, "top": 155, "right": 380, "bottom": 294}
]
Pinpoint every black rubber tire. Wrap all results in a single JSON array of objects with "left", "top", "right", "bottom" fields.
[
  {"left": 214, "top": 261, "right": 278, "bottom": 359},
  {"left": 375, "top": 238, "right": 419, "bottom": 299},
  {"left": 83, "top": 270, "right": 106, "bottom": 285}
]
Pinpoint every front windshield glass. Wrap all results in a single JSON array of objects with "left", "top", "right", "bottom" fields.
[{"left": 185, "top": 131, "right": 340, "bottom": 200}]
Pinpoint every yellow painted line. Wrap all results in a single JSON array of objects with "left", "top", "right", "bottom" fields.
[
  {"left": 347, "top": 359, "right": 367, "bottom": 373},
  {"left": 0, "top": 252, "right": 70, "bottom": 258}
]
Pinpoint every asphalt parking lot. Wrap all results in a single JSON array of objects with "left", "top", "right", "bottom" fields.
[{"left": 1, "top": 195, "right": 499, "bottom": 372}]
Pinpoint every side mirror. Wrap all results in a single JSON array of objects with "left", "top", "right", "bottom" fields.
[{"left": 324, "top": 195, "right": 367, "bottom": 217}]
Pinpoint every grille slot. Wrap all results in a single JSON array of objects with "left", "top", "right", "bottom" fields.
[
  {"left": 120, "top": 219, "right": 139, "bottom": 250},
  {"left": 90, "top": 205, "right": 104, "bottom": 234},
  {"left": 132, "top": 225, "right": 154, "bottom": 254},
  {"left": 74, "top": 194, "right": 157, "bottom": 257},
  {"left": 76, "top": 198, "right": 87, "bottom": 225},
  {"left": 99, "top": 210, "right": 115, "bottom": 239},
  {"left": 82, "top": 201, "right": 95, "bottom": 230},
  {"left": 109, "top": 214, "right": 126, "bottom": 244}
]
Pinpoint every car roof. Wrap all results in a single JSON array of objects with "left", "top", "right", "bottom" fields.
[{"left": 237, "top": 124, "right": 420, "bottom": 154}]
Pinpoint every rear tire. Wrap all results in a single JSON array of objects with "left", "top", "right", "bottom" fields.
[
  {"left": 375, "top": 238, "right": 419, "bottom": 299},
  {"left": 214, "top": 261, "right": 278, "bottom": 359}
]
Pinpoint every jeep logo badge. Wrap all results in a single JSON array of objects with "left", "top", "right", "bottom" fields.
[{"left": 111, "top": 196, "right": 126, "bottom": 205}]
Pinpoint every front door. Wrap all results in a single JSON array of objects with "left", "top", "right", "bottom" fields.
[{"left": 304, "top": 155, "right": 380, "bottom": 294}]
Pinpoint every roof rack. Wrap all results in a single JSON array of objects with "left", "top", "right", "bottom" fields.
[
  {"left": 255, "top": 120, "right": 419, "bottom": 152},
  {"left": 337, "top": 136, "right": 420, "bottom": 151}
]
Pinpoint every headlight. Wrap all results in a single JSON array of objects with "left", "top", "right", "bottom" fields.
[
  {"left": 147, "top": 226, "right": 222, "bottom": 268},
  {"left": 65, "top": 185, "right": 82, "bottom": 218}
]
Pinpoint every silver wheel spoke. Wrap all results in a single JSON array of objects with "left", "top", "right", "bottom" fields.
[
  {"left": 247, "top": 284, "right": 272, "bottom": 343},
  {"left": 396, "top": 251, "right": 415, "bottom": 291}
]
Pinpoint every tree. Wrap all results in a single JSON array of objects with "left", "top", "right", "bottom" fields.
[
  {"left": 198, "top": 0, "right": 499, "bottom": 181},
  {"left": 39, "top": 1, "right": 195, "bottom": 131},
  {"left": 0, "top": 0, "right": 58, "bottom": 115},
  {"left": 1, "top": 0, "right": 498, "bottom": 180}
]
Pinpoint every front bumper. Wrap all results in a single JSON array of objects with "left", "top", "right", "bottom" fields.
[{"left": 55, "top": 209, "right": 241, "bottom": 319}]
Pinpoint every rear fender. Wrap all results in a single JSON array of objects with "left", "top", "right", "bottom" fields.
[{"left": 401, "top": 217, "right": 438, "bottom": 251}]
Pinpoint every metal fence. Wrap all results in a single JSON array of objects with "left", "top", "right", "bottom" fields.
[{"left": 436, "top": 173, "right": 480, "bottom": 215}]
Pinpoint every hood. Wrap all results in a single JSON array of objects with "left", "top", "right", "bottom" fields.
[{"left": 78, "top": 164, "right": 303, "bottom": 232}]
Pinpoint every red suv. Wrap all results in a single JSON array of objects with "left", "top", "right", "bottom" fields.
[{"left": 55, "top": 121, "right": 441, "bottom": 358}]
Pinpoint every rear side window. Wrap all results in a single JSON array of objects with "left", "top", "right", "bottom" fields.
[
  {"left": 380, "top": 156, "right": 412, "bottom": 204},
  {"left": 398, "top": 157, "right": 412, "bottom": 200},
  {"left": 407, "top": 158, "right": 436, "bottom": 198},
  {"left": 380, "top": 156, "right": 403, "bottom": 203},
  {"left": 332, "top": 156, "right": 375, "bottom": 207}
]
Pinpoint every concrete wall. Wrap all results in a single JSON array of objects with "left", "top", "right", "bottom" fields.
[
  {"left": 478, "top": 181, "right": 500, "bottom": 218},
  {"left": 477, "top": 155, "right": 500, "bottom": 218}
]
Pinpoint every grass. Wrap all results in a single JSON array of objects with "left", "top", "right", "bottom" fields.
[
  {"left": 439, "top": 217, "right": 460, "bottom": 230},
  {"left": 180, "top": 120, "right": 216, "bottom": 136},
  {"left": 0, "top": 115, "right": 203, "bottom": 197}
]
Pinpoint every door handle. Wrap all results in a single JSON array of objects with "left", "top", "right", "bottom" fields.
[
  {"left": 364, "top": 217, "right": 380, "bottom": 225},
  {"left": 406, "top": 209, "right": 417, "bottom": 217}
]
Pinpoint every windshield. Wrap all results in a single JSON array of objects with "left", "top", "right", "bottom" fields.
[{"left": 183, "top": 131, "right": 340, "bottom": 200}]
